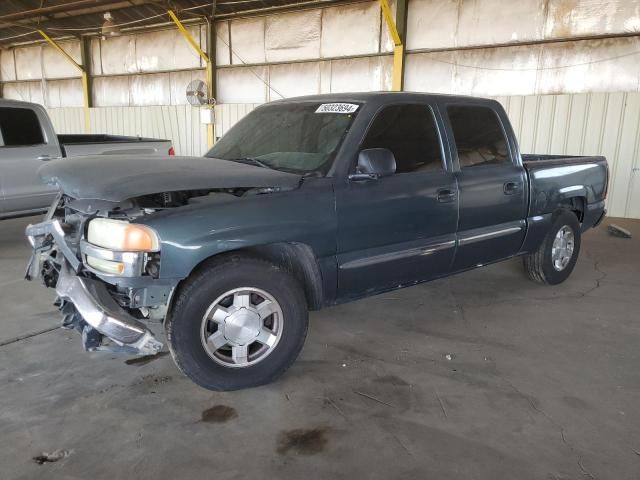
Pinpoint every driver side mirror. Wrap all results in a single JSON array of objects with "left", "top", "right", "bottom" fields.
[{"left": 349, "top": 148, "right": 396, "bottom": 181}]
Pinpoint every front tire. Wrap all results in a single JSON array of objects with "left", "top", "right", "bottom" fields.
[
  {"left": 523, "top": 209, "right": 581, "bottom": 285},
  {"left": 166, "top": 256, "right": 308, "bottom": 391}
]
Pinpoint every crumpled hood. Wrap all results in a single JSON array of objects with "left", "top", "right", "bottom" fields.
[{"left": 39, "top": 155, "right": 302, "bottom": 202}]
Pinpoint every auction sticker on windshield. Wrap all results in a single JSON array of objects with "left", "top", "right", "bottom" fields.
[{"left": 315, "top": 103, "right": 359, "bottom": 114}]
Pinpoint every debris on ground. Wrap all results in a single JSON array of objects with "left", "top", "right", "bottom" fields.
[
  {"left": 608, "top": 224, "right": 632, "bottom": 238},
  {"left": 33, "top": 449, "right": 73, "bottom": 465}
]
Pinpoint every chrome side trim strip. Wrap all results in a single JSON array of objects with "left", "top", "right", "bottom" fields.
[
  {"left": 458, "top": 226, "right": 522, "bottom": 246},
  {"left": 340, "top": 240, "right": 455, "bottom": 270}
]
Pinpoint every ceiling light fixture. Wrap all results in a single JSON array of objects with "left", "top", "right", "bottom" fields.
[{"left": 101, "top": 12, "right": 120, "bottom": 39}]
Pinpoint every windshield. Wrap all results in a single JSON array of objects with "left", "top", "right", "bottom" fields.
[{"left": 205, "top": 102, "right": 359, "bottom": 175}]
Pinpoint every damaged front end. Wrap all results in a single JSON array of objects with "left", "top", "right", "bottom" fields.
[{"left": 25, "top": 194, "right": 168, "bottom": 356}]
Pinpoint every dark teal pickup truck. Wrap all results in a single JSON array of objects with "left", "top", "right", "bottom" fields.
[{"left": 25, "top": 92, "right": 608, "bottom": 391}]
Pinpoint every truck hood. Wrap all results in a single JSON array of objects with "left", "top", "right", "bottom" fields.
[{"left": 39, "top": 155, "right": 303, "bottom": 202}]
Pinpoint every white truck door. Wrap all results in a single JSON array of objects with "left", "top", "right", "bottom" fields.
[{"left": 0, "top": 104, "right": 62, "bottom": 215}]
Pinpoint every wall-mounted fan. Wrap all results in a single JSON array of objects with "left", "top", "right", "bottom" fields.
[{"left": 186, "top": 79, "right": 215, "bottom": 106}]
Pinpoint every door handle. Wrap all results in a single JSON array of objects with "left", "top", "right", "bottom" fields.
[
  {"left": 437, "top": 188, "right": 456, "bottom": 203},
  {"left": 37, "top": 154, "right": 60, "bottom": 161},
  {"left": 503, "top": 182, "right": 522, "bottom": 195}
]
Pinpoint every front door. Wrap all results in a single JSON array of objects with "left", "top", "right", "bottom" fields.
[
  {"left": 335, "top": 103, "right": 458, "bottom": 300},
  {"left": 441, "top": 102, "right": 528, "bottom": 271},
  {"left": 0, "top": 106, "right": 61, "bottom": 215}
]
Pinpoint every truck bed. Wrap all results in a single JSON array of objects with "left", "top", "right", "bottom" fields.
[
  {"left": 522, "top": 154, "right": 605, "bottom": 166},
  {"left": 523, "top": 153, "right": 608, "bottom": 230}
]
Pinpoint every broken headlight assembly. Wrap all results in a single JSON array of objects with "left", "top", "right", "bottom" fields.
[{"left": 83, "top": 218, "right": 160, "bottom": 276}]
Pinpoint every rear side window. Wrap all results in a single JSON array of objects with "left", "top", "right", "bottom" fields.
[
  {"left": 0, "top": 107, "right": 45, "bottom": 147},
  {"left": 446, "top": 105, "right": 510, "bottom": 168},
  {"left": 361, "top": 104, "right": 443, "bottom": 173}
]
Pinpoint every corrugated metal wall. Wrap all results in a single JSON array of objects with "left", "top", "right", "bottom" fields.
[
  {"left": 494, "top": 93, "right": 640, "bottom": 219},
  {"left": 46, "top": 92, "right": 640, "bottom": 219},
  {"left": 48, "top": 105, "right": 208, "bottom": 156},
  {"left": 46, "top": 103, "right": 261, "bottom": 157}
]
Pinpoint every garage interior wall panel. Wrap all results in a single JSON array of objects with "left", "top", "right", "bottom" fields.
[
  {"left": 406, "top": 0, "right": 640, "bottom": 50},
  {"left": 134, "top": 27, "right": 203, "bottom": 72},
  {"left": 42, "top": 41, "right": 82, "bottom": 79},
  {"left": 93, "top": 76, "right": 131, "bottom": 107},
  {"left": 90, "top": 38, "right": 102, "bottom": 75},
  {"left": 14, "top": 46, "right": 42, "bottom": 80},
  {"left": 320, "top": 2, "right": 381, "bottom": 57},
  {"left": 264, "top": 10, "right": 322, "bottom": 62},
  {"left": 0, "top": 50, "right": 17, "bottom": 81},
  {"left": 544, "top": 0, "right": 640, "bottom": 39},
  {"left": 99, "top": 35, "right": 138, "bottom": 75},
  {"left": 217, "top": 66, "right": 269, "bottom": 103},
  {"left": 536, "top": 37, "right": 640, "bottom": 95},
  {"left": 456, "top": 0, "right": 547, "bottom": 46},
  {"left": 44, "top": 79, "right": 84, "bottom": 108},
  {"left": 329, "top": 56, "right": 392, "bottom": 93},
  {"left": 129, "top": 73, "right": 171, "bottom": 106},
  {"left": 230, "top": 18, "right": 266, "bottom": 65},
  {"left": 268, "top": 62, "right": 321, "bottom": 99},
  {"left": 405, "top": 36, "right": 640, "bottom": 97},
  {"left": 215, "top": 21, "right": 231, "bottom": 66}
]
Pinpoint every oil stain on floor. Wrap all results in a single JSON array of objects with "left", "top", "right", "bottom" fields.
[
  {"left": 201, "top": 405, "right": 238, "bottom": 423},
  {"left": 276, "top": 427, "right": 330, "bottom": 455}
]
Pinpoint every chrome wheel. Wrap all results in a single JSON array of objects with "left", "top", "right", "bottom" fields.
[
  {"left": 200, "top": 287, "right": 283, "bottom": 368},
  {"left": 551, "top": 226, "right": 575, "bottom": 271}
]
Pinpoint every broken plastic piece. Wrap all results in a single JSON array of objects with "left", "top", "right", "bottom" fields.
[{"left": 608, "top": 224, "right": 632, "bottom": 238}]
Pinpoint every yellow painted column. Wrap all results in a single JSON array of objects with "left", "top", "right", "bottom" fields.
[
  {"left": 168, "top": 10, "right": 216, "bottom": 148},
  {"left": 39, "top": 30, "right": 91, "bottom": 133},
  {"left": 379, "top": 0, "right": 406, "bottom": 91}
]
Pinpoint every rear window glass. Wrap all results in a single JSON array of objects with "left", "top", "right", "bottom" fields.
[
  {"left": 0, "top": 107, "right": 45, "bottom": 146},
  {"left": 446, "top": 105, "right": 510, "bottom": 168}
]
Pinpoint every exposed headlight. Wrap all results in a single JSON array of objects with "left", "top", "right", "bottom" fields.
[{"left": 87, "top": 218, "right": 160, "bottom": 252}]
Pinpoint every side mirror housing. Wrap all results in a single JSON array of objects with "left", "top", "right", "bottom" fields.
[{"left": 349, "top": 148, "right": 396, "bottom": 181}]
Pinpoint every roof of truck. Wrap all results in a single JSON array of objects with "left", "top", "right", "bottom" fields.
[{"left": 269, "top": 91, "right": 496, "bottom": 105}]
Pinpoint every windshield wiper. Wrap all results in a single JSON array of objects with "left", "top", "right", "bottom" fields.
[{"left": 227, "top": 157, "right": 274, "bottom": 170}]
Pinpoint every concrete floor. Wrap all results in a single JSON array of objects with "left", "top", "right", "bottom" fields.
[{"left": 0, "top": 215, "right": 638, "bottom": 480}]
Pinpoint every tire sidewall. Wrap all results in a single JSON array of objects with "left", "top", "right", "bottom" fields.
[
  {"left": 541, "top": 210, "right": 581, "bottom": 285},
  {"left": 167, "top": 259, "right": 308, "bottom": 391}
]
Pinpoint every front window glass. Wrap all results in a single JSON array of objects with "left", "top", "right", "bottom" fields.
[
  {"left": 361, "top": 104, "right": 444, "bottom": 173},
  {"left": 206, "top": 102, "right": 359, "bottom": 175}
]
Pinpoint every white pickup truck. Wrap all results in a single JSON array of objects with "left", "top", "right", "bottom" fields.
[{"left": 0, "top": 99, "right": 173, "bottom": 219}]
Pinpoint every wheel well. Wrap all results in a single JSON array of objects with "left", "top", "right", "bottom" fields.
[
  {"left": 184, "top": 243, "right": 324, "bottom": 310},
  {"left": 557, "top": 197, "right": 585, "bottom": 222}
]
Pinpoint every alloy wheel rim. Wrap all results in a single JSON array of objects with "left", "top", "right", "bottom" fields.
[
  {"left": 200, "top": 287, "right": 283, "bottom": 368},
  {"left": 551, "top": 226, "right": 575, "bottom": 271}
]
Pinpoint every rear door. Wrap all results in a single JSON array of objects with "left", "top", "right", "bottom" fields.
[
  {"left": 440, "top": 101, "right": 528, "bottom": 271},
  {"left": 0, "top": 105, "right": 61, "bottom": 215},
  {"left": 335, "top": 102, "right": 458, "bottom": 300}
]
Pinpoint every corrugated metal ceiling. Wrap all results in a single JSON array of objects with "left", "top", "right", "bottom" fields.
[{"left": 0, "top": 0, "right": 343, "bottom": 46}]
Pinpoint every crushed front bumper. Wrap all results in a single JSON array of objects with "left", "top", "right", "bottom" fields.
[{"left": 25, "top": 218, "right": 163, "bottom": 355}]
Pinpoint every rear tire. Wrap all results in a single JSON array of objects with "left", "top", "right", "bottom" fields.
[
  {"left": 523, "top": 210, "right": 581, "bottom": 285},
  {"left": 166, "top": 256, "right": 308, "bottom": 391}
]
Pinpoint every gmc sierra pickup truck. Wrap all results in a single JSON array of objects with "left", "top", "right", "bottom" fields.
[
  {"left": 25, "top": 92, "right": 608, "bottom": 391},
  {"left": 0, "top": 99, "right": 173, "bottom": 219}
]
